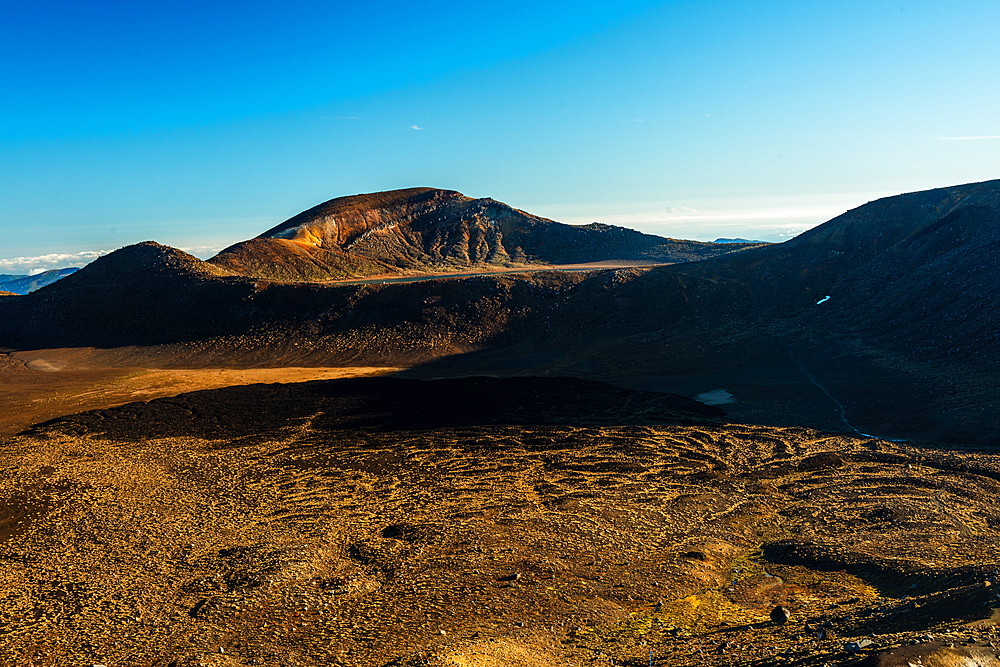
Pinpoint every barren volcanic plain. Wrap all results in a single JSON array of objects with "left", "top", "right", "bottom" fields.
[{"left": 1, "top": 184, "right": 1000, "bottom": 667}]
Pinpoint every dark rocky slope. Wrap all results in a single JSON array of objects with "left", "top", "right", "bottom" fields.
[
  {"left": 0, "top": 243, "right": 250, "bottom": 349},
  {"left": 652, "top": 178, "right": 1000, "bottom": 364}
]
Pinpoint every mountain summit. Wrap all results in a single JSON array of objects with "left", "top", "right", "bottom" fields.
[
  {"left": 208, "top": 187, "right": 746, "bottom": 280},
  {"left": 1, "top": 179, "right": 998, "bottom": 443}
]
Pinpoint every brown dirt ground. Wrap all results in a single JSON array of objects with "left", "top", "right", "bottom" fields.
[
  {"left": 0, "top": 350, "right": 399, "bottom": 437},
  {"left": 1, "top": 375, "right": 998, "bottom": 667}
]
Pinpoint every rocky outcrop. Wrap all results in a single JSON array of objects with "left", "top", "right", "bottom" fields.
[{"left": 208, "top": 188, "right": 745, "bottom": 280}]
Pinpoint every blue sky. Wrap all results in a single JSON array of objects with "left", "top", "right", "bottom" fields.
[{"left": 2, "top": 0, "right": 999, "bottom": 273}]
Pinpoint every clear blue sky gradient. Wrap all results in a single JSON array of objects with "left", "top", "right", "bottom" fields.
[{"left": 2, "top": 0, "right": 999, "bottom": 272}]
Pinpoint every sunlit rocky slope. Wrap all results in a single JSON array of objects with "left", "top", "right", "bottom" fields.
[{"left": 208, "top": 187, "right": 749, "bottom": 280}]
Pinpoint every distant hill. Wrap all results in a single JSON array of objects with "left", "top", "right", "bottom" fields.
[
  {"left": 208, "top": 188, "right": 748, "bottom": 280},
  {"left": 713, "top": 237, "right": 766, "bottom": 244},
  {"left": 0, "top": 268, "right": 78, "bottom": 294}
]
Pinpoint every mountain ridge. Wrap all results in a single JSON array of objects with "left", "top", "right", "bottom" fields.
[
  {"left": 1, "top": 179, "right": 998, "bottom": 443},
  {"left": 208, "top": 187, "right": 752, "bottom": 280}
]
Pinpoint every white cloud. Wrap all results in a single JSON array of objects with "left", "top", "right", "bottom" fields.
[
  {"left": 574, "top": 206, "right": 844, "bottom": 243},
  {"left": 0, "top": 250, "right": 111, "bottom": 274},
  {"left": 524, "top": 191, "right": 892, "bottom": 244},
  {"left": 177, "top": 244, "right": 227, "bottom": 258},
  {"left": 937, "top": 135, "right": 1000, "bottom": 141},
  {"left": 644, "top": 208, "right": 830, "bottom": 223},
  {"left": 410, "top": 124, "right": 423, "bottom": 130}
]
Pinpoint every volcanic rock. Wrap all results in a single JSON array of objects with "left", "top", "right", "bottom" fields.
[
  {"left": 771, "top": 605, "right": 792, "bottom": 624},
  {"left": 209, "top": 187, "right": 745, "bottom": 280}
]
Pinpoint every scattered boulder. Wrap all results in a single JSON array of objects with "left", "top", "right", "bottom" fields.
[
  {"left": 845, "top": 639, "right": 873, "bottom": 653},
  {"left": 770, "top": 605, "right": 791, "bottom": 624}
]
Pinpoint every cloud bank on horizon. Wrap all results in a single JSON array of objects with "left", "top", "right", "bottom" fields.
[
  {"left": 595, "top": 209, "right": 830, "bottom": 242},
  {"left": 0, "top": 251, "right": 111, "bottom": 275}
]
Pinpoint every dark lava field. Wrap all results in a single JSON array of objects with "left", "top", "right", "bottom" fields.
[{"left": 1, "top": 181, "right": 999, "bottom": 666}]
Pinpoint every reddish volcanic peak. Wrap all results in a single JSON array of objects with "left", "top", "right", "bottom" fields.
[
  {"left": 207, "top": 187, "right": 738, "bottom": 281},
  {"left": 260, "top": 188, "right": 469, "bottom": 249}
]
